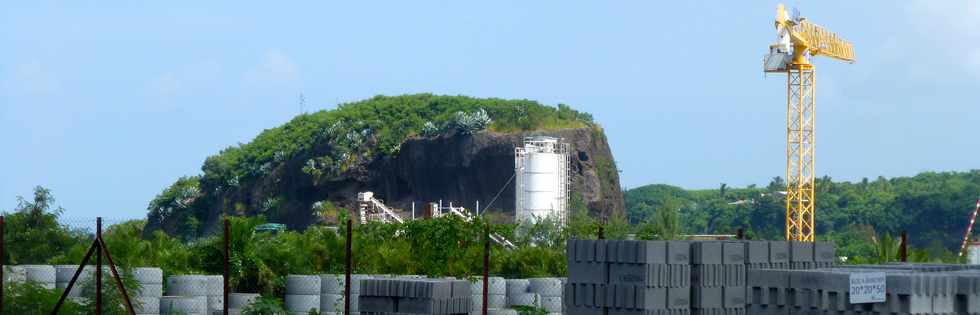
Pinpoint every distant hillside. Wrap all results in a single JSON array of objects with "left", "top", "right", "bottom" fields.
[
  {"left": 625, "top": 171, "right": 980, "bottom": 251},
  {"left": 146, "top": 94, "right": 625, "bottom": 237}
]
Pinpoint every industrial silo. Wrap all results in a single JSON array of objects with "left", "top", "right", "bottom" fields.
[{"left": 514, "top": 136, "right": 569, "bottom": 226}]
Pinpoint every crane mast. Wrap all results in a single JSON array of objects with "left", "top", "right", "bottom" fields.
[{"left": 764, "top": 4, "right": 854, "bottom": 242}]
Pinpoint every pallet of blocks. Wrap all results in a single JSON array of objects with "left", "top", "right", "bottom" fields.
[
  {"left": 358, "top": 277, "right": 472, "bottom": 314},
  {"left": 565, "top": 239, "right": 692, "bottom": 315}
]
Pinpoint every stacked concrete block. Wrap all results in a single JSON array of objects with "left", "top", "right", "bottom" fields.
[
  {"left": 130, "top": 267, "right": 164, "bottom": 315},
  {"left": 203, "top": 275, "right": 225, "bottom": 314},
  {"left": 224, "top": 293, "right": 260, "bottom": 315},
  {"left": 23, "top": 264, "right": 56, "bottom": 289},
  {"left": 358, "top": 277, "right": 471, "bottom": 314},
  {"left": 953, "top": 269, "right": 980, "bottom": 315},
  {"left": 744, "top": 241, "right": 791, "bottom": 270},
  {"left": 505, "top": 278, "right": 542, "bottom": 310},
  {"left": 744, "top": 241, "right": 837, "bottom": 271},
  {"left": 744, "top": 241, "right": 790, "bottom": 270},
  {"left": 566, "top": 239, "right": 607, "bottom": 315},
  {"left": 812, "top": 242, "right": 836, "bottom": 269},
  {"left": 745, "top": 269, "right": 791, "bottom": 315},
  {"left": 469, "top": 276, "right": 507, "bottom": 314},
  {"left": 167, "top": 275, "right": 218, "bottom": 315},
  {"left": 285, "top": 275, "right": 321, "bottom": 314},
  {"left": 566, "top": 239, "right": 693, "bottom": 315},
  {"left": 529, "top": 278, "right": 564, "bottom": 314},
  {"left": 54, "top": 265, "right": 93, "bottom": 298},
  {"left": 768, "top": 242, "right": 790, "bottom": 270},
  {"left": 690, "top": 242, "right": 745, "bottom": 315},
  {"left": 322, "top": 274, "right": 372, "bottom": 314},
  {"left": 789, "top": 242, "right": 814, "bottom": 270},
  {"left": 160, "top": 296, "right": 207, "bottom": 315},
  {"left": 746, "top": 264, "right": 967, "bottom": 315}
]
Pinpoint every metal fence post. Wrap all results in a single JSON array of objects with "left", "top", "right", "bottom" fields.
[
  {"left": 483, "top": 224, "right": 489, "bottom": 315},
  {"left": 345, "top": 218, "right": 352, "bottom": 315},
  {"left": 96, "top": 217, "right": 102, "bottom": 315},
  {"left": 1, "top": 215, "right": 4, "bottom": 315},
  {"left": 224, "top": 218, "right": 230, "bottom": 315}
]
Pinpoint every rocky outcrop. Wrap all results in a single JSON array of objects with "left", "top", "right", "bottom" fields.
[{"left": 154, "top": 126, "right": 624, "bottom": 235}]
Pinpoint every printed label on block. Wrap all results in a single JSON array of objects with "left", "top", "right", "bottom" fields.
[{"left": 849, "top": 272, "right": 885, "bottom": 304}]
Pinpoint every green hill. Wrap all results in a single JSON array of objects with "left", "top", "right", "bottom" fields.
[
  {"left": 625, "top": 171, "right": 980, "bottom": 257},
  {"left": 145, "top": 94, "right": 622, "bottom": 238}
]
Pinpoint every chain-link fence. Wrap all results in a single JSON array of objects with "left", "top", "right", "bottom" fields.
[{"left": 2, "top": 208, "right": 581, "bottom": 315}]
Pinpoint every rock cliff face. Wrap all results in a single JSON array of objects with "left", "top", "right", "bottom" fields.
[{"left": 151, "top": 126, "right": 623, "bottom": 235}]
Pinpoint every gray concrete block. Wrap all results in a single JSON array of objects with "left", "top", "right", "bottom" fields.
[
  {"left": 451, "top": 279, "right": 472, "bottom": 297},
  {"left": 609, "top": 240, "right": 666, "bottom": 264},
  {"left": 567, "top": 283, "right": 606, "bottom": 308},
  {"left": 692, "top": 287, "right": 722, "bottom": 309},
  {"left": 746, "top": 241, "right": 769, "bottom": 264},
  {"left": 813, "top": 242, "right": 836, "bottom": 263},
  {"left": 722, "top": 242, "right": 745, "bottom": 265},
  {"left": 359, "top": 296, "right": 397, "bottom": 312},
  {"left": 398, "top": 296, "right": 471, "bottom": 314},
  {"left": 789, "top": 242, "right": 813, "bottom": 262},
  {"left": 609, "top": 263, "right": 691, "bottom": 288},
  {"left": 569, "top": 261, "right": 609, "bottom": 284},
  {"left": 668, "top": 241, "right": 691, "bottom": 265},
  {"left": 565, "top": 304, "right": 605, "bottom": 315},
  {"left": 606, "top": 284, "right": 667, "bottom": 310},
  {"left": 691, "top": 242, "right": 722, "bottom": 265},
  {"left": 286, "top": 275, "right": 321, "bottom": 295},
  {"left": 506, "top": 279, "right": 530, "bottom": 295},
  {"left": 723, "top": 287, "right": 745, "bottom": 308},
  {"left": 768, "top": 242, "right": 789, "bottom": 264},
  {"left": 570, "top": 239, "right": 607, "bottom": 263},
  {"left": 667, "top": 287, "right": 691, "bottom": 309}
]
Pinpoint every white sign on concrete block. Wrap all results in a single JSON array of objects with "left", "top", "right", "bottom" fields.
[{"left": 849, "top": 272, "right": 886, "bottom": 304}]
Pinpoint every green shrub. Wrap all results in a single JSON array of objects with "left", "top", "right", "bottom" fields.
[
  {"left": 3, "top": 282, "right": 83, "bottom": 314},
  {"left": 241, "top": 296, "right": 289, "bottom": 315}
]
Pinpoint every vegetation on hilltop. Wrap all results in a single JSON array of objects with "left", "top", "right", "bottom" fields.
[
  {"left": 147, "top": 94, "right": 596, "bottom": 234},
  {"left": 625, "top": 170, "right": 980, "bottom": 261}
]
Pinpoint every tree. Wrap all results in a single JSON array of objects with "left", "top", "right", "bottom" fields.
[
  {"left": 637, "top": 197, "right": 683, "bottom": 240},
  {"left": 3, "top": 282, "right": 83, "bottom": 314},
  {"left": 3, "top": 186, "right": 85, "bottom": 264}
]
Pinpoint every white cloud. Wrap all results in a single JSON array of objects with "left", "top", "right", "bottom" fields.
[{"left": 243, "top": 50, "right": 300, "bottom": 88}]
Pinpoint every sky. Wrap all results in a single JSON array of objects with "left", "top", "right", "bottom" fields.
[{"left": 2, "top": 1, "right": 979, "bottom": 220}]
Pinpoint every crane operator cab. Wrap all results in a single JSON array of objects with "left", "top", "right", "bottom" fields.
[{"left": 764, "top": 4, "right": 794, "bottom": 72}]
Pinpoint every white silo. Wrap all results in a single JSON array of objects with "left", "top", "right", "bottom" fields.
[{"left": 514, "top": 136, "right": 569, "bottom": 226}]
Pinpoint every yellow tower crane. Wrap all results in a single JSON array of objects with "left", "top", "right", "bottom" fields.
[{"left": 763, "top": 4, "right": 855, "bottom": 242}]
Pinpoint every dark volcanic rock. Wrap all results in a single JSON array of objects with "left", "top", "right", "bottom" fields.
[{"left": 158, "top": 126, "right": 624, "bottom": 235}]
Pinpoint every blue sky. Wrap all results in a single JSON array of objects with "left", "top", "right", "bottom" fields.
[{"left": 2, "top": 1, "right": 978, "bottom": 219}]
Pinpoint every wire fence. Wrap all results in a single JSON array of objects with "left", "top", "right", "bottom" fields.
[{"left": 1, "top": 214, "right": 579, "bottom": 315}]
